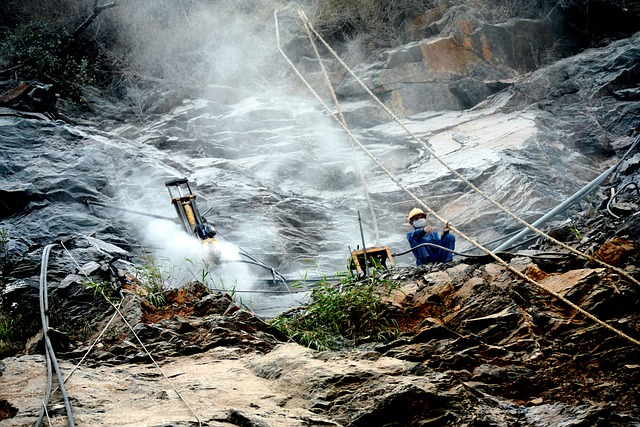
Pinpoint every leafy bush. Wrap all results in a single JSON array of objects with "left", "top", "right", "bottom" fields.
[
  {"left": 0, "top": 19, "right": 95, "bottom": 98},
  {"left": 270, "top": 270, "right": 399, "bottom": 350}
]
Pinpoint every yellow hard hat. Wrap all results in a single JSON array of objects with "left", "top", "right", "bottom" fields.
[{"left": 408, "top": 208, "right": 425, "bottom": 222}]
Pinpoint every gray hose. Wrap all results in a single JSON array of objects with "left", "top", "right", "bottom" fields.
[
  {"left": 35, "top": 245, "right": 54, "bottom": 427},
  {"left": 35, "top": 244, "right": 75, "bottom": 427},
  {"left": 493, "top": 135, "right": 640, "bottom": 252}
]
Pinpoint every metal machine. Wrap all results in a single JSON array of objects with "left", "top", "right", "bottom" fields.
[
  {"left": 347, "top": 210, "right": 395, "bottom": 277},
  {"left": 348, "top": 246, "right": 395, "bottom": 276},
  {"left": 165, "top": 178, "right": 218, "bottom": 247}
]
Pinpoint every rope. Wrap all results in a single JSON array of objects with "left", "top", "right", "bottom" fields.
[
  {"left": 296, "top": 9, "right": 640, "bottom": 290},
  {"left": 274, "top": 10, "right": 640, "bottom": 347},
  {"left": 302, "top": 19, "right": 381, "bottom": 246},
  {"left": 62, "top": 307, "right": 121, "bottom": 383},
  {"left": 60, "top": 241, "right": 203, "bottom": 426}
]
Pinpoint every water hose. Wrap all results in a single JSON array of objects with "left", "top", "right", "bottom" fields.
[
  {"left": 494, "top": 135, "right": 640, "bottom": 251},
  {"left": 606, "top": 181, "right": 639, "bottom": 219},
  {"left": 393, "top": 242, "right": 574, "bottom": 261},
  {"left": 35, "top": 244, "right": 75, "bottom": 427},
  {"left": 216, "top": 231, "right": 297, "bottom": 291}
]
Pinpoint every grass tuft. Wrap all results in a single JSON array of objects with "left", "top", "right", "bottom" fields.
[{"left": 270, "top": 268, "right": 400, "bottom": 351}]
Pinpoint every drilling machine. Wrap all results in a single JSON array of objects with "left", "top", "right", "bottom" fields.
[{"left": 165, "top": 178, "right": 219, "bottom": 253}]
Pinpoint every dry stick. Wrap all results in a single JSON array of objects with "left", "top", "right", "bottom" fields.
[
  {"left": 73, "top": 1, "right": 117, "bottom": 38},
  {"left": 298, "top": 10, "right": 640, "bottom": 289},
  {"left": 60, "top": 242, "right": 204, "bottom": 426},
  {"left": 274, "top": 10, "right": 640, "bottom": 347},
  {"left": 302, "top": 20, "right": 381, "bottom": 246}
]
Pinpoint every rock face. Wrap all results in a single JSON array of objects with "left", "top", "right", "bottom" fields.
[
  {"left": 316, "top": 1, "right": 640, "bottom": 115},
  {"left": 334, "top": 5, "right": 565, "bottom": 113}
]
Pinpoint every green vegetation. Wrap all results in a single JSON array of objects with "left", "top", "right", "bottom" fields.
[
  {"left": 0, "top": 312, "right": 25, "bottom": 357},
  {"left": 270, "top": 269, "right": 400, "bottom": 351},
  {"left": 83, "top": 277, "right": 120, "bottom": 303},
  {"left": 0, "top": 19, "right": 95, "bottom": 99},
  {"left": 134, "top": 258, "right": 168, "bottom": 308},
  {"left": 569, "top": 225, "right": 583, "bottom": 241},
  {"left": 0, "top": 313, "right": 22, "bottom": 343}
]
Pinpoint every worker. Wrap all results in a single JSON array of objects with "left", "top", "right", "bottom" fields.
[
  {"left": 406, "top": 208, "right": 455, "bottom": 266},
  {"left": 195, "top": 218, "right": 217, "bottom": 240}
]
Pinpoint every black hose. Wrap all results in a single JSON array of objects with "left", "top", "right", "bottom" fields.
[
  {"left": 35, "top": 244, "right": 75, "bottom": 427},
  {"left": 607, "top": 181, "right": 640, "bottom": 218},
  {"left": 85, "top": 199, "right": 175, "bottom": 222},
  {"left": 392, "top": 242, "right": 488, "bottom": 258},
  {"left": 393, "top": 242, "right": 575, "bottom": 262},
  {"left": 216, "top": 231, "right": 294, "bottom": 290}
]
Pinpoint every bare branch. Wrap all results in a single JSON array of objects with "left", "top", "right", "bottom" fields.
[{"left": 73, "top": 1, "right": 117, "bottom": 39}]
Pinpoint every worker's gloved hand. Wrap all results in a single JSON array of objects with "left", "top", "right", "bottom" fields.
[
  {"left": 423, "top": 225, "right": 434, "bottom": 234},
  {"left": 443, "top": 221, "right": 451, "bottom": 234}
]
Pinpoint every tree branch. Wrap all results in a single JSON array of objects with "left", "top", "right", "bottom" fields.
[{"left": 73, "top": 2, "right": 117, "bottom": 39}]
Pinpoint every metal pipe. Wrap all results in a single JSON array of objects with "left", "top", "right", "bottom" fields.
[
  {"left": 85, "top": 200, "right": 175, "bottom": 221},
  {"left": 357, "top": 210, "right": 368, "bottom": 276}
]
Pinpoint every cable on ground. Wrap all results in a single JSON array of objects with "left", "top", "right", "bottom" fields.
[{"left": 36, "top": 244, "right": 75, "bottom": 427}]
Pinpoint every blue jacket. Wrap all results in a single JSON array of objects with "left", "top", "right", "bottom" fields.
[{"left": 407, "top": 228, "right": 455, "bottom": 266}]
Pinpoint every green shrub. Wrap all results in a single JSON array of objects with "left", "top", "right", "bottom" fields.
[
  {"left": 0, "top": 313, "right": 22, "bottom": 343},
  {"left": 270, "top": 269, "right": 399, "bottom": 351},
  {"left": 0, "top": 311, "right": 30, "bottom": 357},
  {"left": 83, "top": 278, "right": 120, "bottom": 303},
  {"left": 0, "top": 18, "right": 94, "bottom": 98}
]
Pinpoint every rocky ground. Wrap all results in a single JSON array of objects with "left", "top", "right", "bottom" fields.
[{"left": 0, "top": 175, "right": 638, "bottom": 426}]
